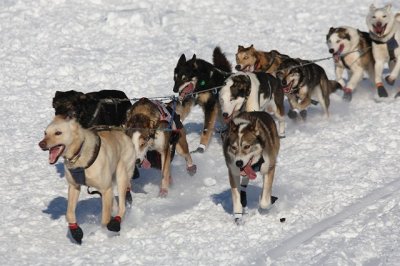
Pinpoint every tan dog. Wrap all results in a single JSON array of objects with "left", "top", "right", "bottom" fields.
[
  {"left": 125, "top": 98, "right": 196, "bottom": 197},
  {"left": 38, "top": 115, "right": 135, "bottom": 244},
  {"left": 223, "top": 111, "right": 280, "bottom": 224},
  {"left": 235, "top": 45, "right": 289, "bottom": 74}
]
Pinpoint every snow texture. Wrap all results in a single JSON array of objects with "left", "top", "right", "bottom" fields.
[{"left": 1, "top": 0, "right": 400, "bottom": 265}]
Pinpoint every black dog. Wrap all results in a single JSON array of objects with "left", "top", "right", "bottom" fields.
[
  {"left": 53, "top": 90, "right": 132, "bottom": 128},
  {"left": 173, "top": 47, "right": 231, "bottom": 153}
]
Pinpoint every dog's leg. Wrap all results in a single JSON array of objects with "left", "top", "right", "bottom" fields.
[
  {"left": 259, "top": 165, "right": 275, "bottom": 211},
  {"left": 316, "top": 83, "right": 330, "bottom": 118},
  {"left": 175, "top": 129, "right": 197, "bottom": 176},
  {"left": 175, "top": 98, "right": 194, "bottom": 122},
  {"left": 159, "top": 144, "right": 172, "bottom": 197},
  {"left": 271, "top": 101, "right": 286, "bottom": 138},
  {"left": 345, "top": 65, "right": 364, "bottom": 101},
  {"left": 374, "top": 58, "right": 389, "bottom": 97},
  {"left": 198, "top": 101, "right": 218, "bottom": 152},
  {"left": 386, "top": 58, "right": 400, "bottom": 85},
  {"left": 287, "top": 94, "right": 299, "bottom": 119},
  {"left": 240, "top": 177, "right": 249, "bottom": 215},
  {"left": 335, "top": 64, "right": 346, "bottom": 87},
  {"left": 229, "top": 171, "right": 243, "bottom": 224},
  {"left": 101, "top": 187, "right": 113, "bottom": 226},
  {"left": 66, "top": 183, "right": 83, "bottom": 244}
]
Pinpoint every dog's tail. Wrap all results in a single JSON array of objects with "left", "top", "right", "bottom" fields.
[
  {"left": 328, "top": 80, "right": 342, "bottom": 94},
  {"left": 213, "top": 47, "right": 232, "bottom": 73}
]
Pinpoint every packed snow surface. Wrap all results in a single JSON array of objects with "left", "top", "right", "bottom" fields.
[{"left": 1, "top": 0, "right": 400, "bottom": 265}]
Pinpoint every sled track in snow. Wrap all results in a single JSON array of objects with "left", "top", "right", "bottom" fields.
[{"left": 263, "top": 177, "right": 400, "bottom": 261}]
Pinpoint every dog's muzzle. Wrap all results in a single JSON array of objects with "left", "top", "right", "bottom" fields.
[{"left": 38, "top": 139, "right": 48, "bottom": 150}]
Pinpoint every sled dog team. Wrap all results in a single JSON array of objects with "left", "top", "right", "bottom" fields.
[{"left": 39, "top": 4, "right": 400, "bottom": 244}]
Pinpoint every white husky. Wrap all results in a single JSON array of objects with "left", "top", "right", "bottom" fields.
[
  {"left": 366, "top": 4, "right": 400, "bottom": 98},
  {"left": 326, "top": 26, "right": 375, "bottom": 101}
]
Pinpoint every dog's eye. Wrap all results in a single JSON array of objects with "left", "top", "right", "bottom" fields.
[
  {"left": 243, "top": 145, "right": 250, "bottom": 150},
  {"left": 383, "top": 15, "right": 387, "bottom": 18},
  {"left": 372, "top": 16, "right": 376, "bottom": 19},
  {"left": 231, "top": 146, "right": 237, "bottom": 151},
  {"left": 336, "top": 40, "right": 340, "bottom": 44},
  {"left": 244, "top": 56, "right": 249, "bottom": 60},
  {"left": 55, "top": 131, "right": 62, "bottom": 136}
]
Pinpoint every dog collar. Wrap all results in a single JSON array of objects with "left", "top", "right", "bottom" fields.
[
  {"left": 263, "top": 52, "right": 276, "bottom": 72},
  {"left": 65, "top": 134, "right": 101, "bottom": 169},
  {"left": 65, "top": 140, "right": 85, "bottom": 165}
]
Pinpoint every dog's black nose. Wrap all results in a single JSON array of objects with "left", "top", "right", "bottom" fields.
[
  {"left": 281, "top": 80, "right": 287, "bottom": 86},
  {"left": 235, "top": 160, "right": 243, "bottom": 168},
  {"left": 135, "top": 158, "right": 141, "bottom": 164},
  {"left": 376, "top": 21, "right": 382, "bottom": 27},
  {"left": 329, "top": 48, "right": 334, "bottom": 54},
  {"left": 222, "top": 112, "right": 229, "bottom": 119},
  {"left": 38, "top": 140, "right": 47, "bottom": 150},
  {"left": 235, "top": 65, "right": 241, "bottom": 71}
]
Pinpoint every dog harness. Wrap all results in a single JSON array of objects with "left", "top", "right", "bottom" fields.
[
  {"left": 66, "top": 134, "right": 101, "bottom": 186},
  {"left": 371, "top": 33, "right": 399, "bottom": 61},
  {"left": 139, "top": 100, "right": 183, "bottom": 169}
]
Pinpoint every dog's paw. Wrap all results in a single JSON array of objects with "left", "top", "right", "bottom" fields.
[
  {"left": 342, "top": 88, "right": 352, "bottom": 102},
  {"left": 69, "top": 223, "right": 83, "bottom": 245},
  {"left": 258, "top": 196, "right": 278, "bottom": 215},
  {"left": 234, "top": 213, "right": 245, "bottom": 225},
  {"left": 377, "top": 86, "right": 388, "bottom": 98},
  {"left": 106, "top": 216, "right": 121, "bottom": 232},
  {"left": 125, "top": 189, "right": 132, "bottom": 207},
  {"left": 385, "top": 75, "right": 395, "bottom": 86},
  {"left": 187, "top": 164, "right": 197, "bottom": 176},
  {"left": 159, "top": 188, "right": 168, "bottom": 198},
  {"left": 191, "top": 146, "right": 205, "bottom": 154},
  {"left": 287, "top": 109, "right": 298, "bottom": 119},
  {"left": 299, "top": 110, "right": 307, "bottom": 121},
  {"left": 132, "top": 166, "right": 140, "bottom": 179}
]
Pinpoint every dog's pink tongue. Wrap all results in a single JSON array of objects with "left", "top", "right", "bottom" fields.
[
  {"left": 179, "top": 83, "right": 194, "bottom": 100},
  {"left": 141, "top": 158, "right": 151, "bottom": 169},
  {"left": 49, "top": 146, "right": 62, "bottom": 164},
  {"left": 240, "top": 164, "right": 257, "bottom": 180}
]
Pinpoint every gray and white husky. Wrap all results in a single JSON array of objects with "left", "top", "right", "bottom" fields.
[
  {"left": 326, "top": 26, "right": 375, "bottom": 101},
  {"left": 366, "top": 4, "right": 400, "bottom": 98}
]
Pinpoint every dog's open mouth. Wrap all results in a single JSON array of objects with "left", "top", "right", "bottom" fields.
[
  {"left": 179, "top": 82, "right": 195, "bottom": 101},
  {"left": 282, "top": 80, "right": 294, "bottom": 94},
  {"left": 239, "top": 157, "right": 257, "bottom": 180},
  {"left": 223, "top": 112, "right": 233, "bottom": 123},
  {"left": 373, "top": 23, "right": 387, "bottom": 36},
  {"left": 49, "top": 145, "right": 65, "bottom": 164},
  {"left": 333, "top": 44, "right": 344, "bottom": 63}
]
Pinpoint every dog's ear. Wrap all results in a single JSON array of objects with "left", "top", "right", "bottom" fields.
[
  {"left": 178, "top": 54, "right": 186, "bottom": 66},
  {"left": 191, "top": 54, "right": 198, "bottom": 69},
  {"left": 328, "top": 27, "right": 335, "bottom": 35},
  {"left": 254, "top": 118, "right": 267, "bottom": 146},
  {"left": 238, "top": 45, "right": 244, "bottom": 51},
  {"left": 384, "top": 3, "right": 392, "bottom": 12},
  {"left": 250, "top": 44, "right": 254, "bottom": 49},
  {"left": 369, "top": 4, "right": 376, "bottom": 12}
]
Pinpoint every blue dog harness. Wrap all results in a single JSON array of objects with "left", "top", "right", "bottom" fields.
[
  {"left": 66, "top": 135, "right": 101, "bottom": 186},
  {"left": 371, "top": 33, "right": 399, "bottom": 61}
]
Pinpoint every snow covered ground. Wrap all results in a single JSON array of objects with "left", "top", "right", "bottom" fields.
[{"left": 1, "top": 0, "right": 400, "bottom": 265}]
